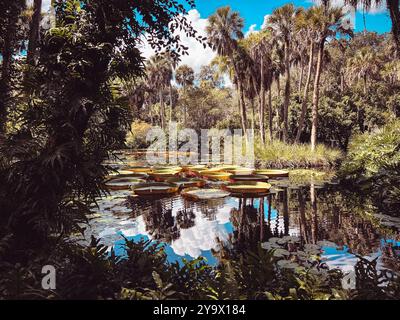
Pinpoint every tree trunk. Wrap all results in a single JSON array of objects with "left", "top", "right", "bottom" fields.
[
  {"left": 295, "top": 42, "right": 314, "bottom": 143},
  {"left": 259, "top": 55, "right": 266, "bottom": 144},
  {"left": 363, "top": 75, "right": 367, "bottom": 95},
  {"left": 232, "top": 60, "right": 247, "bottom": 135},
  {"left": 298, "top": 57, "right": 304, "bottom": 93},
  {"left": 0, "top": 6, "right": 21, "bottom": 134},
  {"left": 159, "top": 90, "right": 165, "bottom": 129},
  {"left": 387, "top": 0, "right": 400, "bottom": 58},
  {"left": 169, "top": 83, "right": 173, "bottom": 123},
  {"left": 282, "top": 41, "right": 291, "bottom": 142},
  {"left": 239, "top": 81, "right": 248, "bottom": 135},
  {"left": 27, "top": 0, "right": 42, "bottom": 66},
  {"left": 268, "top": 87, "right": 273, "bottom": 141},
  {"left": 251, "top": 98, "right": 255, "bottom": 131},
  {"left": 310, "top": 41, "right": 324, "bottom": 152}
]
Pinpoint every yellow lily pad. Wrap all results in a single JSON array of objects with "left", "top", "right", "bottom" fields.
[
  {"left": 254, "top": 169, "right": 289, "bottom": 178},
  {"left": 181, "top": 187, "right": 230, "bottom": 200},
  {"left": 166, "top": 177, "right": 206, "bottom": 188},
  {"left": 132, "top": 182, "right": 179, "bottom": 196},
  {"left": 105, "top": 178, "right": 146, "bottom": 191},
  {"left": 224, "top": 182, "right": 272, "bottom": 194}
]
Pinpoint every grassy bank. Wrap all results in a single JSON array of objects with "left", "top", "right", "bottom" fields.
[{"left": 254, "top": 140, "right": 342, "bottom": 169}]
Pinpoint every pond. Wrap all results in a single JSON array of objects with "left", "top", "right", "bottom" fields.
[{"left": 82, "top": 152, "right": 400, "bottom": 275}]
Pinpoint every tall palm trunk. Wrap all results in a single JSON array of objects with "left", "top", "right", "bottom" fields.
[
  {"left": 159, "top": 90, "right": 165, "bottom": 129},
  {"left": 310, "top": 41, "right": 324, "bottom": 152},
  {"left": 239, "top": 81, "right": 248, "bottom": 134},
  {"left": 259, "top": 55, "right": 266, "bottom": 144},
  {"left": 0, "top": 7, "right": 22, "bottom": 133},
  {"left": 387, "top": 0, "right": 400, "bottom": 58},
  {"left": 363, "top": 75, "right": 368, "bottom": 95},
  {"left": 27, "top": 0, "right": 42, "bottom": 65},
  {"left": 251, "top": 98, "right": 255, "bottom": 131},
  {"left": 182, "top": 85, "right": 187, "bottom": 127},
  {"left": 298, "top": 57, "right": 304, "bottom": 93},
  {"left": 268, "top": 86, "right": 273, "bottom": 141},
  {"left": 282, "top": 41, "right": 291, "bottom": 142},
  {"left": 169, "top": 83, "right": 173, "bottom": 123},
  {"left": 295, "top": 42, "right": 314, "bottom": 143},
  {"left": 232, "top": 60, "right": 247, "bottom": 134}
]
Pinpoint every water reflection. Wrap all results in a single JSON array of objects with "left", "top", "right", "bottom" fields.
[{"left": 86, "top": 183, "right": 400, "bottom": 272}]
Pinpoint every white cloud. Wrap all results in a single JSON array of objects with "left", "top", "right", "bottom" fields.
[
  {"left": 26, "top": 0, "right": 51, "bottom": 12},
  {"left": 310, "top": 0, "right": 386, "bottom": 14},
  {"left": 261, "top": 14, "right": 271, "bottom": 30},
  {"left": 139, "top": 9, "right": 216, "bottom": 75},
  {"left": 245, "top": 24, "right": 258, "bottom": 37}
]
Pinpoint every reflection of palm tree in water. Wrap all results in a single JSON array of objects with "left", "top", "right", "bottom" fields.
[
  {"left": 128, "top": 197, "right": 180, "bottom": 242},
  {"left": 310, "top": 183, "right": 318, "bottom": 244},
  {"left": 272, "top": 189, "right": 290, "bottom": 237},
  {"left": 229, "top": 197, "right": 274, "bottom": 250}
]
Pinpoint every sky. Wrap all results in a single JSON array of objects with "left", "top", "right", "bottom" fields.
[
  {"left": 140, "top": 0, "right": 392, "bottom": 80},
  {"left": 38, "top": 0, "right": 392, "bottom": 78}
]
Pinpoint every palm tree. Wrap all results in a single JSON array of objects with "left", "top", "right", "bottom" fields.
[
  {"left": 346, "top": 0, "right": 400, "bottom": 57},
  {"left": 0, "top": 0, "right": 26, "bottom": 133},
  {"left": 309, "top": 5, "right": 349, "bottom": 152},
  {"left": 27, "top": 0, "right": 42, "bottom": 65},
  {"left": 248, "top": 31, "right": 273, "bottom": 144},
  {"left": 295, "top": 7, "right": 318, "bottom": 142},
  {"left": 206, "top": 6, "right": 247, "bottom": 133},
  {"left": 175, "top": 64, "right": 194, "bottom": 126},
  {"left": 163, "top": 52, "right": 178, "bottom": 123},
  {"left": 346, "top": 47, "right": 380, "bottom": 94},
  {"left": 268, "top": 4, "right": 297, "bottom": 142},
  {"left": 146, "top": 55, "right": 172, "bottom": 129}
]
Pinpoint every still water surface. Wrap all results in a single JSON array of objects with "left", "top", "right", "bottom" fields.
[{"left": 84, "top": 155, "right": 400, "bottom": 274}]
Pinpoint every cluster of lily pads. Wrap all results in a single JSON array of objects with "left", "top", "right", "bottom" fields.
[
  {"left": 261, "top": 236, "right": 338, "bottom": 274},
  {"left": 103, "top": 160, "right": 291, "bottom": 200}
]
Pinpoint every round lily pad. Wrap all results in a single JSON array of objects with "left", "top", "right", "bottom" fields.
[
  {"left": 224, "top": 182, "right": 272, "bottom": 195},
  {"left": 255, "top": 169, "right": 289, "bottom": 178},
  {"left": 229, "top": 174, "right": 269, "bottom": 183},
  {"left": 201, "top": 171, "right": 232, "bottom": 181},
  {"left": 105, "top": 178, "right": 146, "bottom": 190},
  {"left": 126, "top": 166, "right": 153, "bottom": 173},
  {"left": 181, "top": 187, "right": 230, "bottom": 200},
  {"left": 132, "top": 182, "right": 179, "bottom": 196},
  {"left": 166, "top": 177, "right": 206, "bottom": 188}
]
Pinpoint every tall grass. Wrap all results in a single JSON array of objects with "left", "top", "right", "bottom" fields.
[{"left": 254, "top": 139, "right": 342, "bottom": 169}]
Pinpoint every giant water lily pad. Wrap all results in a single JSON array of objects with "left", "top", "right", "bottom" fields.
[
  {"left": 224, "top": 182, "right": 272, "bottom": 195},
  {"left": 277, "top": 260, "right": 300, "bottom": 269},
  {"left": 126, "top": 166, "right": 153, "bottom": 173},
  {"left": 255, "top": 169, "right": 289, "bottom": 178},
  {"left": 153, "top": 166, "right": 182, "bottom": 172},
  {"left": 225, "top": 168, "right": 255, "bottom": 175},
  {"left": 181, "top": 187, "right": 230, "bottom": 200},
  {"left": 132, "top": 182, "right": 179, "bottom": 196},
  {"left": 149, "top": 169, "right": 181, "bottom": 181},
  {"left": 182, "top": 164, "right": 206, "bottom": 171},
  {"left": 105, "top": 178, "right": 146, "bottom": 190},
  {"left": 166, "top": 177, "right": 206, "bottom": 188},
  {"left": 229, "top": 174, "right": 269, "bottom": 183},
  {"left": 201, "top": 171, "right": 232, "bottom": 181},
  {"left": 106, "top": 170, "right": 142, "bottom": 179}
]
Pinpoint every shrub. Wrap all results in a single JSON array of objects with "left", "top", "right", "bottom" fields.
[
  {"left": 254, "top": 140, "right": 342, "bottom": 169},
  {"left": 126, "top": 121, "right": 153, "bottom": 149},
  {"left": 339, "top": 121, "right": 400, "bottom": 214}
]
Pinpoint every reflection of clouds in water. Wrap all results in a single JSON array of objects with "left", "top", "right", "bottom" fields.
[
  {"left": 120, "top": 215, "right": 150, "bottom": 239},
  {"left": 322, "top": 246, "right": 381, "bottom": 274},
  {"left": 171, "top": 211, "right": 231, "bottom": 257},
  {"left": 118, "top": 199, "right": 237, "bottom": 259}
]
